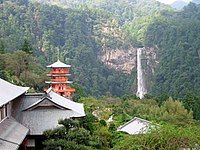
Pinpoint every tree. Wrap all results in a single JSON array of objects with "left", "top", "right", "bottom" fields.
[
  {"left": 20, "top": 39, "right": 33, "bottom": 54},
  {"left": 0, "top": 41, "right": 5, "bottom": 54},
  {"left": 113, "top": 124, "right": 200, "bottom": 150}
]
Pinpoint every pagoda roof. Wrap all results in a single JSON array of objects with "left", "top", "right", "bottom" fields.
[
  {"left": 47, "top": 74, "right": 71, "bottom": 77},
  {"left": 47, "top": 60, "right": 71, "bottom": 68},
  {"left": 45, "top": 81, "right": 73, "bottom": 84},
  {"left": 0, "top": 78, "right": 29, "bottom": 107}
]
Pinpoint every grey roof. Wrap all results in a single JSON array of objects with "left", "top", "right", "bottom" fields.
[
  {"left": 12, "top": 89, "right": 85, "bottom": 135},
  {"left": 48, "top": 89, "right": 85, "bottom": 115},
  {"left": 0, "top": 117, "right": 29, "bottom": 150},
  {"left": 0, "top": 140, "right": 18, "bottom": 150},
  {"left": 0, "top": 78, "right": 29, "bottom": 106},
  {"left": 47, "top": 60, "right": 71, "bottom": 68},
  {"left": 21, "top": 108, "right": 82, "bottom": 135},
  {"left": 24, "top": 89, "right": 85, "bottom": 116}
]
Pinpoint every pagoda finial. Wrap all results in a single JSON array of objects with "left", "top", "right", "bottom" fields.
[{"left": 57, "top": 47, "right": 60, "bottom": 61}]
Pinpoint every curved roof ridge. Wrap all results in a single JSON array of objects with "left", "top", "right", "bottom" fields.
[
  {"left": 0, "top": 78, "right": 29, "bottom": 106},
  {"left": 47, "top": 89, "right": 85, "bottom": 116},
  {"left": 47, "top": 60, "right": 71, "bottom": 68},
  {"left": 117, "top": 117, "right": 151, "bottom": 130},
  {"left": 23, "top": 88, "right": 85, "bottom": 116}
]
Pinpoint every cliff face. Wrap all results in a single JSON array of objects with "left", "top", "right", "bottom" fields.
[
  {"left": 99, "top": 47, "right": 137, "bottom": 74},
  {"left": 99, "top": 46, "right": 157, "bottom": 75}
]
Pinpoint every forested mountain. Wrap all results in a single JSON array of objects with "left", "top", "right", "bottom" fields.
[
  {"left": 145, "top": 2, "right": 200, "bottom": 97},
  {"left": 1, "top": 0, "right": 200, "bottom": 99},
  {"left": 30, "top": 0, "right": 170, "bottom": 23},
  {"left": 0, "top": 0, "right": 170, "bottom": 96},
  {"left": 1, "top": 1, "right": 200, "bottom": 148}
]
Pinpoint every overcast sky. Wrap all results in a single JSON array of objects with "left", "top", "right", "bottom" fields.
[{"left": 157, "top": 0, "right": 192, "bottom": 4}]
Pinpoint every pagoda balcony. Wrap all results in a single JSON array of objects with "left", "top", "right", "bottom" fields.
[
  {"left": 47, "top": 74, "right": 71, "bottom": 77},
  {"left": 54, "top": 88, "right": 76, "bottom": 93},
  {"left": 50, "top": 71, "right": 69, "bottom": 74},
  {"left": 51, "top": 79, "right": 67, "bottom": 82}
]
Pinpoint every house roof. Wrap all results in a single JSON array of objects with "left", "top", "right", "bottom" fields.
[
  {"left": 12, "top": 89, "right": 85, "bottom": 135},
  {"left": 117, "top": 117, "right": 151, "bottom": 135},
  {"left": 0, "top": 78, "right": 29, "bottom": 107},
  {"left": 47, "top": 60, "right": 71, "bottom": 68},
  {"left": 24, "top": 88, "right": 85, "bottom": 116},
  {"left": 0, "top": 117, "right": 29, "bottom": 150}
]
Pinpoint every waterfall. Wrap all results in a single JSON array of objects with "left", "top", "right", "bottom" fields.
[{"left": 136, "top": 48, "right": 147, "bottom": 99}]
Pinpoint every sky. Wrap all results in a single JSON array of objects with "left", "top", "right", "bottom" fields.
[{"left": 157, "top": 0, "right": 192, "bottom": 4}]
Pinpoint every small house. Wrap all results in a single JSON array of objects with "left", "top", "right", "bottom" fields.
[{"left": 117, "top": 117, "right": 152, "bottom": 135}]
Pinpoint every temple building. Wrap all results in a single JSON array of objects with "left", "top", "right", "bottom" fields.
[
  {"left": 0, "top": 78, "right": 85, "bottom": 150},
  {"left": 45, "top": 60, "right": 75, "bottom": 98}
]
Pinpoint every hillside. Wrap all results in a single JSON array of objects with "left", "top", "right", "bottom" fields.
[
  {"left": 1, "top": 1, "right": 200, "bottom": 149},
  {"left": 0, "top": 0, "right": 170, "bottom": 96},
  {"left": 145, "top": 3, "right": 200, "bottom": 97},
  {"left": 1, "top": 0, "right": 200, "bottom": 99},
  {"left": 30, "top": 0, "right": 170, "bottom": 22}
]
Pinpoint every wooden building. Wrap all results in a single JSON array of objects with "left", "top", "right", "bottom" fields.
[
  {"left": 45, "top": 60, "right": 75, "bottom": 98},
  {"left": 0, "top": 78, "right": 85, "bottom": 150}
]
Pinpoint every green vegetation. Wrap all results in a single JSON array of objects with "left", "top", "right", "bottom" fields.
[
  {"left": 43, "top": 96, "right": 200, "bottom": 149},
  {"left": 145, "top": 3, "right": 200, "bottom": 97},
  {"left": 1, "top": 1, "right": 199, "bottom": 97},
  {"left": 0, "top": 43, "right": 46, "bottom": 91},
  {"left": 1, "top": 0, "right": 200, "bottom": 149}
]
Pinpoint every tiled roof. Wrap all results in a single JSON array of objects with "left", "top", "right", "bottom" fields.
[
  {"left": 0, "top": 117, "right": 29, "bottom": 150},
  {"left": 47, "top": 60, "right": 71, "bottom": 68},
  {"left": 47, "top": 89, "right": 85, "bottom": 115},
  {"left": 0, "top": 140, "right": 19, "bottom": 150},
  {"left": 12, "top": 89, "right": 85, "bottom": 135},
  {"left": 117, "top": 117, "right": 151, "bottom": 135},
  {"left": 23, "top": 89, "right": 85, "bottom": 116},
  {"left": 0, "top": 78, "right": 29, "bottom": 106}
]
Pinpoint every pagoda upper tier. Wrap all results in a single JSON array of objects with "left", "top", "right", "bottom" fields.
[{"left": 45, "top": 60, "right": 75, "bottom": 98}]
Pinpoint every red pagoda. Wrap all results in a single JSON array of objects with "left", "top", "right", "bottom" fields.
[{"left": 45, "top": 60, "right": 75, "bottom": 97}]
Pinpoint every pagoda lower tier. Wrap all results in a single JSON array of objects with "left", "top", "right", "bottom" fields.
[{"left": 47, "top": 83, "right": 75, "bottom": 97}]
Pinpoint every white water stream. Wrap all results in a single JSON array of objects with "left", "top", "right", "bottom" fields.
[{"left": 136, "top": 48, "right": 147, "bottom": 99}]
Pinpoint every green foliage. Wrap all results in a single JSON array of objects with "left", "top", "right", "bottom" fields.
[
  {"left": 0, "top": 50, "right": 46, "bottom": 91},
  {"left": 0, "top": 40, "right": 5, "bottom": 54},
  {"left": 160, "top": 98, "right": 194, "bottom": 125},
  {"left": 183, "top": 93, "right": 200, "bottom": 120},
  {"left": 43, "top": 140, "right": 88, "bottom": 150},
  {"left": 108, "top": 123, "right": 116, "bottom": 132},
  {"left": 113, "top": 124, "right": 200, "bottom": 150},
  {"left": 43, "top": 96, "right": 200, "bottom": 149},
  {"left": 145, "top": 3, "right": 200, "bottom": 97},
  {"left": 99, "top": 119, "right": 107, "bottom": 126},
  {"left": 82, "top": 96, "right": 195, "bottom": 126},
  {"left": 0, "top": 0, "right": 171, "bottom": 97},
  {"left": 20, "top": 39, "right": 33, "bottom": 54},
  {"left": 58, "top": 118, "right": 79, "bottom": 131},
  {"left": 43, "top": 116, "right": 114, "bottom": 149}
]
